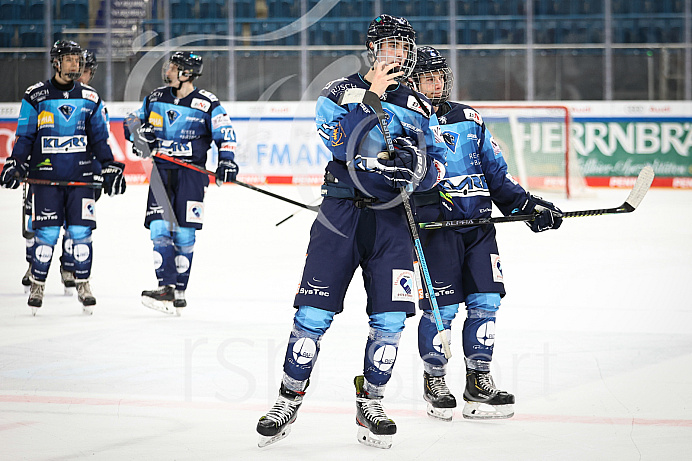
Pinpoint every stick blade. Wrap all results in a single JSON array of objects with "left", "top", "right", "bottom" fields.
[{"left": 624, "top": 165, "right": 655, "bottom": 210}]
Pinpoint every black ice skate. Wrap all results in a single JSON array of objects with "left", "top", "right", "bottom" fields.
[
  {"left": 354, "top": 375, "right": 396, "bottom": 449},
  {"left": 174, "top": 290, "right": 187, "bottom": 310},
  {"left": 76, "top": 280, "right": 96, "bottom": 315},
  {"left": 462, "top": 368, "right": 515, "bottom": 420},
  {"left": 423, "top": 372, "right": 457, "bottom": 421},
  {"left": 141, "top": 285, "right": 176, "bottom": 315},
  {"left": 28, "top": 276, "right": 44, "bottom": 315},
  {"left": 22, "top": 265, "right": 32, "bottom": 294},
  {"left": 257, "top": 382, "right": 306, "bottom": 448},
  {"left": 60, "top": 266, "right": 76, "bottom": 295}
]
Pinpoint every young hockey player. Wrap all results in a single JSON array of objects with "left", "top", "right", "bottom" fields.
[
  {"left": 256, "top": 15, "right": 447, "bottom": 449},
  {"left": 409, "top": 46, "right": 563, "bottom": 421},
  {"left": 1, "top": 40, "right": 126, "bottom": 315},
  {"left": 125, "top": 51, "right": 238, "bottom": 315},
  {"left": 21, "top": 49, "right": 104, "bottom": 297}
]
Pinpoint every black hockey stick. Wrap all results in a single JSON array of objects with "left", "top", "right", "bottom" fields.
[
  {"left": 339, "top": 87, "right": 452, "bottom": 359},
  {"left": 153, "top": 152, "right": 320, "bottom": 212},
  {"left": 24, "top": 178, "right": 102, "bottom": 188},
  {"left": 418, "top": 165, "right": 655, "bottom": 230},
  {"left": 275, "top": 197, "right": 323, "bottom": 226},
  {"left": 22, "top": 182, "right": 34, "bottom": 239}
]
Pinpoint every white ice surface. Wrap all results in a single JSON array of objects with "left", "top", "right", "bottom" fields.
[{"left": 1, "top": 184, "right": 691, "bottom": 460}]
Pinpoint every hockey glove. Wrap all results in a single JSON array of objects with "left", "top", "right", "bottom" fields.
[
  {"left": 216, "top": 158, "right": 239, "bottom": 183},
  {"left": 515, "top": 193, "right": 563, "bottom": 232},
  {"left": 0, "top": 158, "right": 28, "bottom": 189},
  {"left": 132, "top": 123, "right": 158, "bottom": 157},
  {"left": 375, "top": 137, "right": 427, "bottom": 189},
  {"left": 102, "top": 161, "right": 126, "bottom": 196}
]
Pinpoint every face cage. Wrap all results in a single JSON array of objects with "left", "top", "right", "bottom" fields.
[
  {"left": 412, "top": 67, "right": 454, "bottom": 105},
  {"left": 161, "top": 61, "right": 196, "bottom": 86},
  {"left": 54, "top": 53, "right": 84, "bottom": 81},
  {"left": 369, "top": 36, "right": 417, "bottom": 81}
]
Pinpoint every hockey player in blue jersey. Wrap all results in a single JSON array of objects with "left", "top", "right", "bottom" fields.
[
  {"left": 409, "top": 46, "right": 563, "bottom": 421},
  {"left": 125, "top": 51, "right": 238, "bottom": 315},
  {"left": 256, "top": 15, "right": 447, "bottom": 449},
  {"left": 1, "top": 40, "right": 126, "bottom": 315}
]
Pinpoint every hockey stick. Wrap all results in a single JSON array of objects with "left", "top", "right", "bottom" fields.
[
  {"left": 275, "top": 197, "right": 323, "bottom": 226},
  {"left": 340, "top": 87, "right": 452, "bottom": 360},
  {"left": 22, "top": 182, "right": 34, "bottom": 239},
  {"left": 153, "top": 152, "right": 320, "bottom": 212},
  {"left": 24, "top": 178, "right": 102, "bottom": 188},
  {"left": 418, "top": 165, "right": 655, "bottom": 230}
]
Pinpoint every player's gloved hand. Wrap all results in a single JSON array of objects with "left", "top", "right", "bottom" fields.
[
  {"left": 92, "top": 173, "right": 104, "bottom": 201},
  {"left": 132, "top": 123, "right": 157, "bottom": 157},
  {"left": 515, "top": 193, "right": 563, "bottom": 232},
  {"left": 102, "top": 161, "right": 126, "bottom": 196},
  {"left": 216, "top": 158, "right": 239, "bottom": 183},
  {"left": 374, "top": 137, "right": 427, "bottom": 189},
  {"left": 0, "top": 158, "right": 28, "bottom": 189}
]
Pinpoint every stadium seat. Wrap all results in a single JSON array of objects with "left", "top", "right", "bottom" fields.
[
  {"left": 0, "top": 0, "right": 24, "bottom": 20},
  {"left": 170, "top": 0, "right": 194, "bottom": 19},
  {"left": 0, "top": 23, "right": 15, "bottom": 47},
  {"left": 234, "top": 0, "right": 255, "bottom": 19},
  {"left": 199, "top": 0, "right": 224, "bottom": 19},
  {"left": 19, "top": 23, "right": 43, "bottom": 47},
  {"left": 60, "top": 0, "right": 89, "bottom": 27},
  {"left": 28, "top": 0, "right": 47, "bottom": 20}
]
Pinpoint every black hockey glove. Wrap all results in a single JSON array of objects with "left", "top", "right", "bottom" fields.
[
  {"left": 102, "top": 161, "right": 126, "bottom": 196},
  {"left": 515, "top": 193, "right": 563, "bottom": 232},
  {"left": 0, "top": 158, "right": 27, "bottom": 189},
  {"left": 132, "top": 123, "right": 158, "bottom": 157},
  {"left": 375, "top": 137, "right": 427, "bottom": 189},
  {"left": 216, "top": 158, "right": 239, "bottom": 183}
]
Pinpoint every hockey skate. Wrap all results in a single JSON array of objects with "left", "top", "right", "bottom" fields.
[
  {"left": 462, "top": 368, "right": 515, "bottom": 420},
  {"left": 28, "top": 277, "right": 45, "bottom": 315},
  {"left": 22, "top": 265, "right": 32, "bottom": 294},
  {"left": 141, "top": 285, "right": 177, "bottom": 315},
  {"left": 174, "top": 289, "right": 186, "bottom": 314},
  {"left": 60, "top": 266, "right": 76, "bottom": 295},
  {"left": 423, "top": 372, "right": 457, "bottom": 421},
  {"left": 76, "top": 280, "right": 96, "bottom": 315},
  {"left": 354, "top": 375, "right": 396, "bottom": 449},
  {"left": 257, "top": 383, "right": 306, "bottom": 448}
]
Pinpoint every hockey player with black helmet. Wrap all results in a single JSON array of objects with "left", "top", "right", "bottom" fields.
[
  {"left": 1, "top": 40, "right": 126, "bottom": 315},
  {"left": 409, "top": 45, "right": 563, "bottom": 421},
  {"left": 124, "top": 51, "right": 238, "bottom": 315},
  {"left": 256, "top": 15, "right": 447, "bottom": 449}
]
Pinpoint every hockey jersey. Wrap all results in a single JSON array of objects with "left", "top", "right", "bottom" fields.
[
  {"left": 131, "top": 86, "right": 236, "bottom": 169},
  {"left": 316, "top": 73, "right": 447, "bottom": 202},
  {"left": 11, "top": 79, "right": 113, "bottom": 182},
  {"left": 434, "top": 101, "right": 529, "bottom": 224}
]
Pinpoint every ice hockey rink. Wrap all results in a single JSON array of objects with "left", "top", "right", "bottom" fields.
[{"left": 1, "top": 182, "right": 691, "bottom": 460}]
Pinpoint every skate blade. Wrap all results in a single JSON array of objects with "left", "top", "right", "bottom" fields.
[
  {"left": 426, "top": 403, "right": 454, "bottom": 421},
  {"left": 82, "top": 305, "right": 94, "bottom": 315},
  {"left": 462, "top": 401, "right": 514, "bottom": 420},
  {"left": 31, "top": 307, "right": 38, "bottom": 316},
  {"left": 141, "top": 297, "right": 177, "bottom": 315},
  {"left": 258, "top": 424, "right": 291, "bottom": 448},
  {"left": 24, "top": 285, "right": 31, "bottom": 294},
  {"left": 356, "top": 426, "right": 392, "bottom": 449},
  {"left": 64, "top": 287, "right": 75, "bottom": 296},
  {"left": 175, "top": 308, "right": 183, "bottom": 317}
]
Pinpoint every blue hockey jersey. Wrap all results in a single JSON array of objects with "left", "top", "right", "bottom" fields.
[
  {"left": 130, "top": 86, "right": 236, "bottom": 169},
  {"left": 435, "top": 101, "right": 529, "bottom": 222},
  {"left": 316, "top": 73, "right": 447, "bottom": 202},
  {"left": 11, "top": 79, "right": 113, "bottom": 182}
]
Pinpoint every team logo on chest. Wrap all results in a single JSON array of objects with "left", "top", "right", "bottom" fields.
[
  {"left": 166, "top": 109, "right": 180, "bottom": 125},
  {"left": 58, "top": 104, "right": 75, "bottom": 121},
  {"left": 442, "top": 130, "right": 459, "bottom": 152}
]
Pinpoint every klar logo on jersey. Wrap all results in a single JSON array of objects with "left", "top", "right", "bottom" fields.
[
  {"left": 42, "top": 136, "right": 87, "bottom": 154},
  {"left": 446, "top": 174, "right": 490, "bottom": 197},
  {"left": 166, "top": 109, "right": 180, "bottom": 125},
  {"left": 58, "top": 104, "right": 75, "bottom": 121},
  {"left": 442, "top": 130, "right": 459, "bottom": 152}
]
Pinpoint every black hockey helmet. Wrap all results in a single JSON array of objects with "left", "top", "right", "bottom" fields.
[
  {"left": 411, "top": 46, "right": 454, "bottom": 105},
  {"left": 50, "top": 40, "right": 83, "bottom": 80},
  {"left": 83, "top": 50, "right": 98, "bottom": 71},
  {"left": 170, "top": 51, "right": 203, "bottom": 78},
  {"left": 365, "top": 15, "right": 417, "bottom": 80}
]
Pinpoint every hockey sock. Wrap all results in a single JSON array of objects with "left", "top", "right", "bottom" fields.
[
  {"left": 363, "top": 312, "right": 405, "bottom": 393},
  {"left": 282, "top": 306, "right": 335, "bottom": 390},
  {"left": 60, "top": 231, "right": 75, "bottom": 272},
  {"left": 418, "top": 304, "right": 458, "bottom": 377},
  {"left": 31, "top": 226, "right": 60, "bottom": 281},
  {"left": 151, "top": 220, "right": 177, "bottom": 286},
  {"left": 462, "top": 293, "right": 501, "bottom": 370},
  {"left": 25, "top": 237, "right": 34, "bottom": 264},
  {"left": 173, "top": 227, "right": 195, "bottom": 291},
  {"left": 67, "top": 225, "right": 92, "bottom": 279}
]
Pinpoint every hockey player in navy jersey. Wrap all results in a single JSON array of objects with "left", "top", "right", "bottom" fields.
[
  {"left": 409, "top": 46, "right": 563, "bottom": 421},
  {"left": 1, "top": 40, "right": 126, "bottom": 315},
  {"left": 125, "top": 51, "right": 238, "bottom": 315},
  {"left": 256, "top": 15, "right": 447, "bottom": 449}
]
